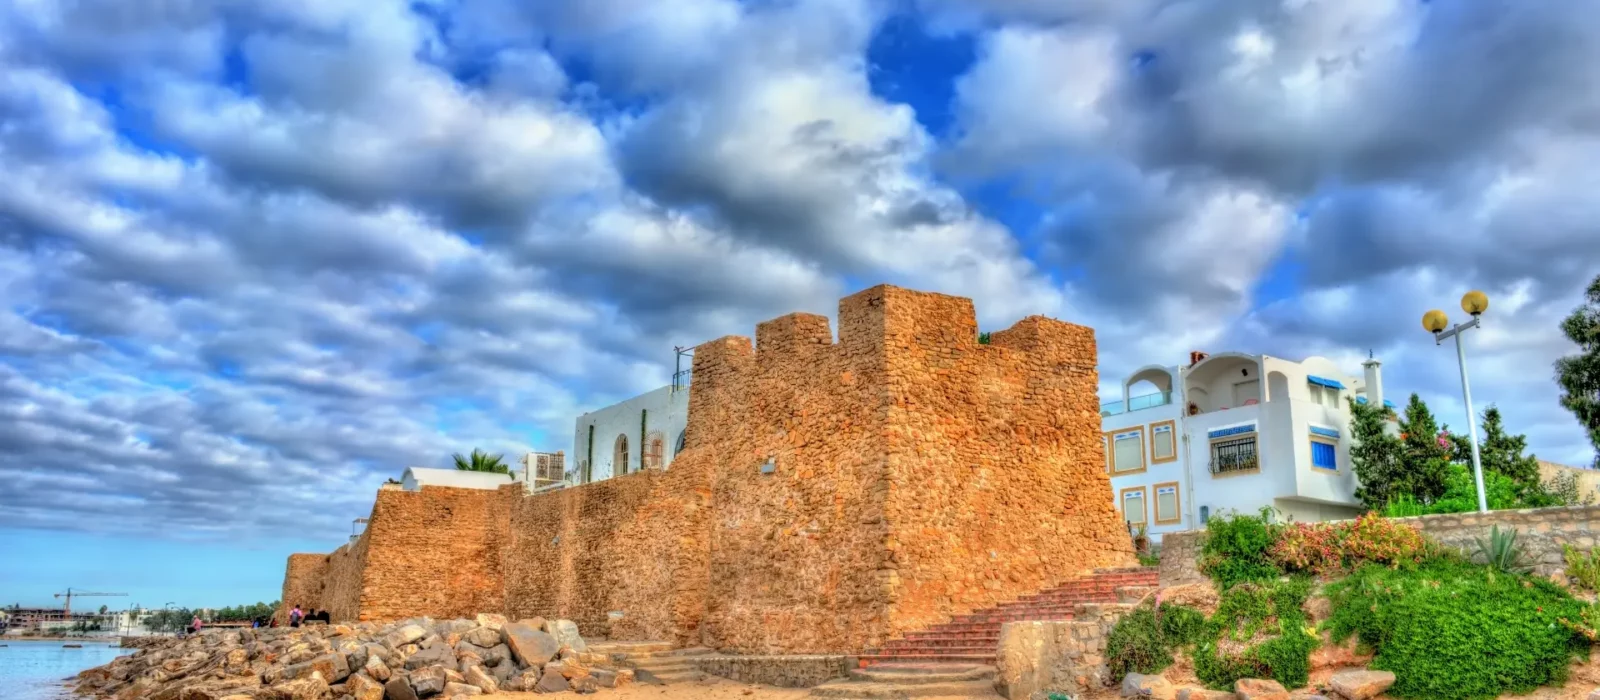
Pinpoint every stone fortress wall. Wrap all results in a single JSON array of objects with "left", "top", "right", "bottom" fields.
[{"left": 279, "top": 284, "right": 1136, "bottom": 653}]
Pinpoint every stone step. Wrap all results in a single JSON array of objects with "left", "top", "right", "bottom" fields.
[
  {"left": 626, "top": 657, "right": 702, "bottom": 671},
  {"left": 810, "top": 679, "right": 1000, "bottom": 698},
  {"left": 588, "top": 640, "right": 675, "bottom": 656},
  {"left": 858, "top": 653, "right": 997, "bottom": 665},
  {"left": 847, "top": 665, "right": 995, "bottom": 684}
]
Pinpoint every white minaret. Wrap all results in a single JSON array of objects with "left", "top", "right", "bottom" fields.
[{"left": 1362, "top": 352, "right": 1384, "bottom": 408}]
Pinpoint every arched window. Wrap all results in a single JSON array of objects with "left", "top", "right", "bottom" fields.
[
  {"left": 645, "top": 431, "right": 666, "bottom": 469},
  {"left": 613, "top": 434, "right": 629, "bottom": 477}
]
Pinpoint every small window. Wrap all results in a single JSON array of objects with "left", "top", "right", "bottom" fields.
[
  {"left": 1154, "top": 483, "right": 1180, "bottom": 524},
  {"left": 1102, "top": 435, "right": 1112, "bottom": 473},
  {"left": 1113, "top": 429, "right": 1146, "bottom": 474},
  {"left": 1210, "top": 435, "right": 1258, "bottom": 475},
  {"left": 613, "top": 434, "right": 629, "bottom": 477},
  {"left": 1199, "top": 505, "right": 1210, "bottom": 524},
  {"left": 675, "top": 429, "right": 688, "bottom": 455},
  {"left": 644, "top": 432, "right": 666, "bottom": 469},
  {"left": 1151, "top": 422, "right": 1176, "bottom": 463},
  {"left": 1121, "top": 487, "right": 1147, "bottom": 525},
  {"left": 1311, "top": 439, "right": 1338, "bottom": 471}
]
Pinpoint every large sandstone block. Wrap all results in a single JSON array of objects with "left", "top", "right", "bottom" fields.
[
  {"left": 1234, "top": 678, "right": 1289, "bottom": 700},
  {"left": 502, "top": 623, "right": 559, "bottom": 669},
  {"left": 1121, "top": 673, "right": 1175, "bottom": 699},
  {"left": 1328, "top": 669, "right": 1395, "bottom": 700}
]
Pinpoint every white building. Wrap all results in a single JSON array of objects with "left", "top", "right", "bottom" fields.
[
  {"left": 571, "top": 384, "right": 690, "bottom": 483},
  {"left": 1102, "top": 350, "right": 1395, "bottom": 541},
  {"left": 400, "top": 467, "right": 516, "bottom": 492}
]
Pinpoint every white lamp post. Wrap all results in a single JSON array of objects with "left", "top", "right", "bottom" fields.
[{"left": 1422, "top": 290, "right": 1492, "bottom": 514}]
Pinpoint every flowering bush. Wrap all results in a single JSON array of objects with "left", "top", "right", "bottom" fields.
[{"left": 1269, "top": 513, "right": 1428, "bottom": 575}]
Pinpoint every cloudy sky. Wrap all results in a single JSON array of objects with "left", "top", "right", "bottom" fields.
[{"left": 2, "top": 0, "right": 1597, "bottom": 608}]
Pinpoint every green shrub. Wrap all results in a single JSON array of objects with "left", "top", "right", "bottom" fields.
[
  {"left": 1106, "top": 603, "right": 1207, "bottom": 682},
  {"left": 1324, "top": 559, "right": 1588, "bottom": 699},
  {"left": 1199, "top": 507, "right": 1284, "bottom": 589},
  {"left": 1192, "top": 578, "right": 1318, "bottom": 690},
  {"left": 1138, "top": 553, "right": 1161, "bottom": 567},
  {"left": 1565, "top": 545, "right": 1600, "bottom": 592},
  {"left": 1473, "top": 524, "right": 1533, "bottom": 574}
]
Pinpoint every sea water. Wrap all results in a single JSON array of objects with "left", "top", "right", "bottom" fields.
[{"left": 0, "top": 640, "right": 132, "bottom": 699}]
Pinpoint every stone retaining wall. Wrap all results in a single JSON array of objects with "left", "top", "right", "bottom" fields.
[
  {"left": 280, "top": 284, "right": 1135, "bottom": 653},
  {"left": 694, "top": 655, "right": 851, "bottom": 687},
  {"left": 994, "top": 604, "right": 1135, "bottom": 699},
  {"left": 1159, "top": 504, "right": 1600, "bottom": 586}
]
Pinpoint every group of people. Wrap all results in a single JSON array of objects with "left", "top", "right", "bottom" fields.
[{"left": 286, "top": 605, "right": 331, "bottom": 627}]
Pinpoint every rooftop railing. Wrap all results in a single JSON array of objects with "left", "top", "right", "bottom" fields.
[{"left": 1100, "top": 390, "right": 1173, "bottom": 417}]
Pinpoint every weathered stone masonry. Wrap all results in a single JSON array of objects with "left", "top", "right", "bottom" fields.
[{"left": 280, "top": 285, "right": 1136, "bottom": 652}]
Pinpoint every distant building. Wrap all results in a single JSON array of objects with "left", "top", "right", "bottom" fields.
[
  {"left": 1539, "top": 460, "right": 1600, "bottom": 503},
  {"left": 571, "top": 384, "right": 690, "bottom": 484},
  {"left": 1101, "top": 350, "right": 1395, "bottom": 541}
]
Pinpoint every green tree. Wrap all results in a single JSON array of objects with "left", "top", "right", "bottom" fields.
[
  {"left": 1349, "top": 397, "right": 1404, "bottom": 510},
  {"left": 1395, "top": 394, "right": 1453, "bottom": 504},
  {"left": 1449, "top": 405, "right": 1541, "bottom": 488},
  {"left": 452, "top": 448, "right": 508, "bottom": 474},
  {"left": 1555, "top": 273, "right": 1600, "bottom": 467}
]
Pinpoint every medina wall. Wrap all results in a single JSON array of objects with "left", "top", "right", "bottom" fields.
[{"left": 280, "top": 284, "right": 1134, "bottom": 653}]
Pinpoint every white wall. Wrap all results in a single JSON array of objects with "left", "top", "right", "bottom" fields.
[
  {"left": 571, "top": 385, "right": 690, "bottom": 483},
  {"left": 400, "top": 468, "right": 514, "bottom": 491}
]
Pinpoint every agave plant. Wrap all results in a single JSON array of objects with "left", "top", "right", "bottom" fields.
[{"left": 1474, "top": 524, "right": 1533, "bottom": 574}]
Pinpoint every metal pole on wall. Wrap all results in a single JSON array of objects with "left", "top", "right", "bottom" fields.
[
  {"left": 1423, "top": 290, "right": 1492, "bottom": 515},
  {"left": 1454, "top": 329, "right": 1489, "bottom": 514}
]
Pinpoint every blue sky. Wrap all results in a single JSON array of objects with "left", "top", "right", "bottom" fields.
[{"left": 2, "top": 0, "right": 1599, "bottom": 608}]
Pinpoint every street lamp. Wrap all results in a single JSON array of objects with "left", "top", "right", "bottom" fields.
[{"left": 1423, "top": 290, "right": 1492, "bottom": 513}]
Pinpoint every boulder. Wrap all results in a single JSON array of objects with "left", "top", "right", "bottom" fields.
[
  {"left": 409, "top": 666, "right": 448, "bottom": 696},
  {"left": 462, "top": 628, "right": 502, "bottom": 648},
  {"left": 441, "top": 681, "right": 482, "bottom": 697},
  {"left": 473, "top": 614, "right": 507, "bottom": 631},
  {"left": 534, "top": 669, "right": 569, "bottom": 693},
  {"left": 1121, "top": 673, "right": 1176, "bottom": 699},
  {"left": 364, "top": 655, "right": 392, "bottom": 683},
  {"left": 404, "top": 645, "right": 454, "bottom": 671},
  {"left": 463, "top": 665, "right": 498, "bottom": 694},
  {"left": 480, "top": 645, "right": 511, "bottom": 668},
  {"left": 308, "top": 653, "right": 351, "bottom": 684},
  {"left": 1176, "top": 690, "right": 1234, "bottom": 700},
  {"left": 588, "top": 667, "right": 622, "bottom": 688},
  {"left": 501, "top": 671, "right": 538, "bottom": 693},
  {"left": 541, "top": 620, "right": 587, "bottom": 653},
  {"left": 269, "top": 676, "right": 330, "bottom": 700},
  {"left": 384, "top": 676, "right": 419, "bottom": 700},
  {"left": 346, "top": 673, "right": 385, "bottom": 700},
  {"left": 501, "top": 623, "right": 560, "bottom": 669},
  {"left": 385, "top": 626, "right": 428, "bottom": 650},
  {"left": 1234, "top": 678, "right": 1289, "bottom": 700},
  {"left": 1329, "top": 670, "right": 1396, "bottom": 700}
]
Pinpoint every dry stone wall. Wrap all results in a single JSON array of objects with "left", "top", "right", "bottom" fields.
[
  {"left": 280, "top": 284, "right": 1135, "bottom": 653},
  {"left": 1160, "top": 504, "right": 1600, "bottom": 586}
]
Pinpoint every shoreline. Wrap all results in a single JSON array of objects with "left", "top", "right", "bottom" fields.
[{"left": 0, "top": 637, "right": 138, "bottom": 644}]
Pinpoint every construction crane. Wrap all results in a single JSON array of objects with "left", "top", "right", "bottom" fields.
[{"left": 54, "top": 589, "right": 128, "bottom": 618}]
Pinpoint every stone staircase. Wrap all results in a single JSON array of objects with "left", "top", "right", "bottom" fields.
[
  {"left": 591, "top": 641, "right": 715, "bottom": 684},
  {"left": 858, "top": 567, "right": 1158, "bottom": 666},
  {"left": 811, "top": 663, "right": 1001, "bottom": 698}
]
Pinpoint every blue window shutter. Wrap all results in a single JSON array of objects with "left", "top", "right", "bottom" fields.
[{"left": 1311, "top": 441, "right": 1337, "bottom": 470}]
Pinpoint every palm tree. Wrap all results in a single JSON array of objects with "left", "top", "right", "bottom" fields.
[{"left": 452, "top": 448, "right": 509, "bottom": 474}]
